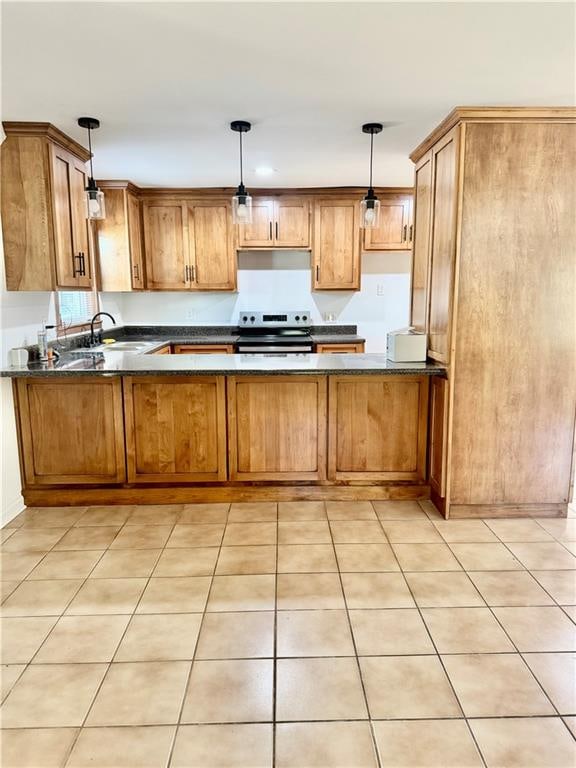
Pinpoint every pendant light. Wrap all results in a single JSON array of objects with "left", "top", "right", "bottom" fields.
[
  {"left": 78, "top": 117, "right": 106, "bottom": 220},
  {"left": 359, "top": 122, "right": 383, "bottom": 229},
  {"left": 230, "top": 120, "right": 253, "bottom": 225}
]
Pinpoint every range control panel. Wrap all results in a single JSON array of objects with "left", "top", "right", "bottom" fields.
[{"left": 238, "top": 311, "right": 311, "bottom": 327}]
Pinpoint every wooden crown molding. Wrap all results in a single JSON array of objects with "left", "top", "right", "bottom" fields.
[
  {"left": 110, "top": 185, "right": 414, "bottom": 199},
  {"left": 97, "top": 179, "right": 141, "bottom": 196},
  {"left": 2, "top": 121, "right": 91, "bottom": 162},
  {"left": 410, "top": 106, "right": 576, "bottom": 162}
]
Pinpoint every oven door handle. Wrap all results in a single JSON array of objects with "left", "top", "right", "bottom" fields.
[{"left": 236, "top": 345, "right": 313, "bottom": 353}]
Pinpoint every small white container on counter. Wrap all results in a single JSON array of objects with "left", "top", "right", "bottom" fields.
[
  {"left": 8, "top": 347, "right": 29, "bottom": 367},
  {"left": 386, "top": 328, "right": 427, "bottom": 362}
]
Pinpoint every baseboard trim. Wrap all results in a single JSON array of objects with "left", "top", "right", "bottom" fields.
[
  {"left": 23, "top": 484, "right": 431, "bottom": 507},
  {"left": 449, "top": 502, "right": 567, "bottom": 519}
]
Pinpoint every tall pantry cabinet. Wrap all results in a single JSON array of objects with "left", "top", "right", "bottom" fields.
[{"left": 410, "top": 108, "right": 576, "bottom": 518}]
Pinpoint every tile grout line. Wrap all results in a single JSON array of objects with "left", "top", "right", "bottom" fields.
[
  {"left": 164, "top": 503, "right": 231, "bottom": 768},
  {"left": 326, "top": 504, "right": 383, "bottom": 768}
]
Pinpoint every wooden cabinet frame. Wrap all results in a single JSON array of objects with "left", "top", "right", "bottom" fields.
[
  {"left": 227, "top": 375, "right": 327, "bottom": 481},
  {"left": 173, "top": 345, "right": 234, "bottom": 354},
  {"left": 123, "top": 376, "right": 227, "bottom": 483},
  {"left": 363, "top": 194, "right": 413, "bottom": 251},
  {"left": 15, "top": 377, "right": 126, "bottom": 486},
  {"left": 315, "top": 343, "right": 365, "bottom": 353},
  {"left": 328, "top": 375, "right": 429, "bottom": 482},
  {"left": 313, "top": 198, "right": 361, "bottom": 290},
  {"left": 238, "top": 196, "right": 311, "bottom": 249}
]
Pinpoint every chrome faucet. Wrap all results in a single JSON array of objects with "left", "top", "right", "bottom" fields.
[{"left": 89, "top": 312, "right": 116, "bottom": 347}]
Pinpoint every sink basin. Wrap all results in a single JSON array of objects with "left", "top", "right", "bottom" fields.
[{"left": 95, "top": 342, "right": 151, "bottom": 352}]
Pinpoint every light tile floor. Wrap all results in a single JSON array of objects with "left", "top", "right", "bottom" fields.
[{"left": 1, "top": 500, "right": 575, "bottom": 767}]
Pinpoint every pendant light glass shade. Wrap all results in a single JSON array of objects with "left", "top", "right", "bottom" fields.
[
  {"left": 360, "top": 191, "right": 381, "bottom": 229},
  {"left": 230, "top": 120, "right": 253, "bottom": 225},
  {"left": 232, "top": 183, "right": 253, "bottom": 224},
  {"left": 78, "top": 117, "right": 106, "bottom": 221},
  {"left": 359, "top": 123, "right": 383, "bottom": 230},
  {"left": 85, "top": 178, "right": 106, "bottom": 220}
]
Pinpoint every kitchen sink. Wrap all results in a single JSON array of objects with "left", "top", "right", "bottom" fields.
[{"left": 96, "top": 341, "right": 151, "bottom": 351}]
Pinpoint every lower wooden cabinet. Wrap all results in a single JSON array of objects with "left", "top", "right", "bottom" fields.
[
  {"left": 328, "top": 375, "right": 429, "bottom": 481},
  {"left": 429, "top": 375, "right": 448, "bottom": 499},
  {"left": 173, "top": 344, "right": 234, "bottom": 354},
  {"left": 15, "top": 378, "right": 126, "bottom": 485},
  {"left": 123, "top": 376, "right": 227, "bottom": 483},
  {"left": 315, "top": 342, "right": 365, "bottom": 353},
  {"left": 227, "top": 376, "right": 327, "bottom": 481}
]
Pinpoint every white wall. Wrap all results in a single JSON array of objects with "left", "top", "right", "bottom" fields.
[{"left": 120, "top": 250, "right": 412, "bottom": 352}]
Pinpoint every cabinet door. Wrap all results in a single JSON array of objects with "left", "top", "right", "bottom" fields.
[
  {"left": 315, "top": 343, "right": 365, "bottom": 353},
  {"left": 274, "top": 197, "right": 310, "bottom": 248},
  {"left": 313, "top": 199, "right": 360, "bottom": 290},
  {"left": 410, "top": 152, "right": 434, "bottom": 331},
  {"left": 16, "top": 378, "right": 126, "bottom": 485},
  {"left": 428, "top": 126, "right": 460, "bottom": 362},
  {"left": 69, "top": 157, "right": 93, "bottom": 288},
  {"left": 173, "top": 344, "right": 234, "bottom": 354},
  {"left": 143, "top": 202, "right": 189, "bottom": 290},
  {"left": 363, "top": 195, "right": 412, "bottom": 251},
  {"left": 237, "top": 199, "right": 274, "bottom": 248},
  {"left": 50, "top": 146, "right": 80, "bottom": 288},
  {"left": 127, "top": 193, "right": 145, "bottom": 289},
  {"left": 328, "top": 375, "right": 429, "bottom": 481},
  {"left": 228, "top": 376, "right": 327, "bottom": 481},
  {"left": 123, "top": 376, "right": 227, "bottom": 482},
  {"left": 188, "top": 202, "right": 236, "bottom": 290},
  {"left": 429, "top": 375, "right": 448, "bottom": 499}
]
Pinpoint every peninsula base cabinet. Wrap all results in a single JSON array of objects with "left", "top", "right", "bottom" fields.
[
  {"left": 328, "top": 375, "right": 429, "bottom": 482},
  {"left": 227, "top": 376, "right": 327, "bottom": 482},
  {"left": 410, "top": 107, "right": 576, "bottom": 517},
  {"left": 14, "top": 378, "right": 126, "bottom": 485},
  {"left": 123, "top": 376, "right": 227, "bottom": 483}
]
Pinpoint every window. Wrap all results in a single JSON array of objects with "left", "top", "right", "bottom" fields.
[{"left": 56, "top": 290, "right": 100, "bottom": 335}]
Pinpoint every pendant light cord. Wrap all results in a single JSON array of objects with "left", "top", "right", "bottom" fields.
[
  {"left": 87, "top": 126, "right": 95, "bottom": 179},
  {"left": 369, "top": 131, "right": 374, "bottom": 191},
  {"left": 239, "top": 130, "right": 244, "bottom": 186}
]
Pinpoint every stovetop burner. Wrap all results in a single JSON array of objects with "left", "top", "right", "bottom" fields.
[{"left": 236, "top": 311, "right": 313, "bottom": 353}]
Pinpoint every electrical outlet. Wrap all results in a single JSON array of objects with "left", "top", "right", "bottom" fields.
[
  {"left": 186, "top": 310, "right": 198, "bottom": 322},
  {"left": 376, "top": 284, "right": 385, "bottom": 296}
]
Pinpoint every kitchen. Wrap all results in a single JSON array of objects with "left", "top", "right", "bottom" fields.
[{"left": 1, "top": 3, "right": 575, "bottom": 768}]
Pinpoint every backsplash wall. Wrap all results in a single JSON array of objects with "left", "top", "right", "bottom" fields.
[{"left": 119, "top": 250, "right": 412, "bottom": 351}]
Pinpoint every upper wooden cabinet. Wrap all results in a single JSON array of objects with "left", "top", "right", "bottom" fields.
[
  {"left": 1, "top": 123, "right": 93, "bottom": 291},
  {"left": 142, "top": 199, "right": 236, "bottom": 291},
  {"left": 363, "top": 194, "right": 413, "bottom": 251},
  {"left": 238, "top": 196, "right": 311, "bottom": 249},
  {"left": 313, "top": 198, "right": 360, "bottom": 290},
  {"left": 96, "top": 183, "right": 145, "bottom": 291}
]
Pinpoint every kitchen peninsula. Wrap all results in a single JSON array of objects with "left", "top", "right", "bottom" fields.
[{"left": 3, "top": 348, "right": 442, "bottom": 507}]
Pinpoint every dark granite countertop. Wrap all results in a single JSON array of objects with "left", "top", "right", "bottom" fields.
[{"left": 1, "top": 350, "right": 445, "bottom": 378}]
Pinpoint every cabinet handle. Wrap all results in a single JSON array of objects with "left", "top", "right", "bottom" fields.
[
  {"left": 72, "top": 253, "right": 79, "bottom": 277},
  {"left": 190, "top": 264, "right": 196, "bottom": 282},
  {"left": 409, "top": 224, "right": 413, "bottom": 242},
  {"left": 184, "top": 265, "right": 189, "bottom": 282},
  {"left": 275, "top": 221, "right": 279, "bottom": 239},
  {"left": 269, "top": 222, "right": 273, "bottom": 240},
  {"left": 316, "top": 265, "right": 320, "bottom": 282},
  {"left": 403, "top": 225, "right": 408, "bottom": 242},
  {"left": 133, "top": 264, "right": 139, "bottom": 281},
  {"left": 80, "top": 252, "right": 86, "bottom": 276}
]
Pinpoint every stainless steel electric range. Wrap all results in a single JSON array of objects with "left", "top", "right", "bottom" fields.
[{"left": 235, "top": 311, "right": 313, "bottom": 354}]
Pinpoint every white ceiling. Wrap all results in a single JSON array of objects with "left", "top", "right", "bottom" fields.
[{"left": 2, "top": 2, "right": 574, "bottom": 187}]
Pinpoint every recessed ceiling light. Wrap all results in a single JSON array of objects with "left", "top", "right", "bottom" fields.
[{"left": 254, "top": 166, "right": 276, "bottom": 176}]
